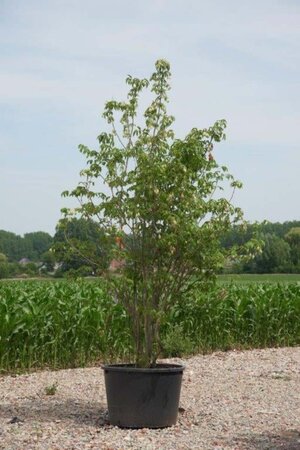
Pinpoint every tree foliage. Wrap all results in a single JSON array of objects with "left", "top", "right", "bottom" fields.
[
  {"left": 285, "top": 227, "right": 300, "bottom": 269},
  {"left": 248, "top": 233, "right": 291, "bottom": 273},
  {"left": 0, "top": 230, "right": 52, "bottom": 262},
  {"left": 53, "top": 218, "right": 111, "bottom": 275},
  {"left": 23, "top": 232, "right": 53, "bottom": 260},
  {"left": 62, "top": 60, "right": 255, "bottom": 367},
  {"left": 222, "top": 221, "right": 300, "bottom": 273}
]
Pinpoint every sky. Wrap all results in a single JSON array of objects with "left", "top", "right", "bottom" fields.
[{"left": 1, "top": 0, "right": 299, "bottom": 236}]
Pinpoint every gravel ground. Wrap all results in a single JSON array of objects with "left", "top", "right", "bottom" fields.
[{"left": 0, "top": 347, "right": 299, "bottom": 450}]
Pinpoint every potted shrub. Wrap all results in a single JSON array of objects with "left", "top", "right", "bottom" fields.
[{"left": 62, "top": 60, "right": 250, "bottom": 428}]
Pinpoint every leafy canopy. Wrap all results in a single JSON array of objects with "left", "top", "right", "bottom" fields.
[{"left": 62, "top": 59, "right": 250, "bottom": 367}]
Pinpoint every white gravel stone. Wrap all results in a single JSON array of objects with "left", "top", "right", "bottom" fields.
[{"left": 0, "top": 347, "right": 299, "bottom": 449}]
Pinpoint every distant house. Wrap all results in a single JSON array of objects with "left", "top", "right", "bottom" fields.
[
  {"left": 18, "top": 258, "right": 31, "bottom": 265},
  {"left": 109, "top": 259, "right": 125, "bottom": 271}
]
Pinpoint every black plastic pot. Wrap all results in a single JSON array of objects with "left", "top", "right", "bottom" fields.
[{"left": 102, "top": 363, "right": 184, "bottom": 428}]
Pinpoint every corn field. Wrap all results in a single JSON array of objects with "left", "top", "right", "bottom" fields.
[
  {"left": 0, "top": 280, "right": 299, "bottom": 372},
  {"left": 166, "top": 283, "right": 300, "bottom": 355},
  {"left": 0, "top": 280, "right": 132, "bottom": 372}
]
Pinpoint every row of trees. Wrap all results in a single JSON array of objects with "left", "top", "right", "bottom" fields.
[
  {"left": 0, "top": 230, "right": 53, "bottom": 262},
  {"left": 0, "top": 231, "right": 54, "bottom": 278},
  {"left": 0, "top": 220, "right": 110, "bottom": 278},
  {"left": 222, "top": 221, "right": 300, "bottom": 273},
  {"left": 0, "top": 219, "right": 300, "bottom": 278}
]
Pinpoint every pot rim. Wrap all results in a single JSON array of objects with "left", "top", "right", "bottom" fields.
[{"left": 101, "top": 363, "right": 185, "bottom": 373}]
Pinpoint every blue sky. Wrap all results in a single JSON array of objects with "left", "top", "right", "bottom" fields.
[{"left": 1, "top": 0, "right": 299, "bottom": 235}]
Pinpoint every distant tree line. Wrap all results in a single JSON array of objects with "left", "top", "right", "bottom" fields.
[
  {"left": 0, "top": 220, "right": 111, "bottom": 279},
  {"left": 52, "top": 218, "right": 111, "bottom": 277},
  {"left": 0, "top": 220, "right": 300, "bottom": 278},
  {"left": 0, "top": 230, "right": 53, "bottom": 262},
  {"left": 222, "top": 221, "right": 300, "bottom": 274},
  {"left": 0, "top": 230, "right": 54, "bottom": 278}
]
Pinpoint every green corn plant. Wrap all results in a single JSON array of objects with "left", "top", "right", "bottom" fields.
[{"left": 0, "top": 280, "right": 299, "bottom": 372}]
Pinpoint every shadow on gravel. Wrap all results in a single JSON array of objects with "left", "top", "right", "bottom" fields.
[
  {"left": 229, "top": 429, "right": 300, "bottom": 450},
  {"left": 0, "top": 398, "right": 109, "bottom": 427}
]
